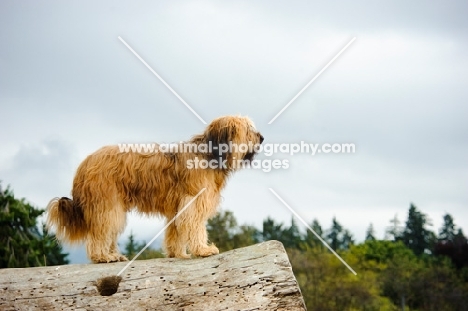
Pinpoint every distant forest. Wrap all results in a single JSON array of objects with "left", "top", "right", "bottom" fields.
[
  {"left": 120, "top": 204, "right": 468, "bottom": 311},
  {"left": 2, "top": 182, "right": 468, "bottom": 310}
]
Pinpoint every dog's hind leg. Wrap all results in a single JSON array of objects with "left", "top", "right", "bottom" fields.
[
  {"left": 87, "top": 231, "right": 126, "bottom": 263},
  {"left": 86, "top": 227, "right": 115, "bottom": 263},
  {"left": 108, "top": 203, "right": 128, "bottom": 261},
  {"left": 86, "top": 202, "right": 128, "bottom": 263}
]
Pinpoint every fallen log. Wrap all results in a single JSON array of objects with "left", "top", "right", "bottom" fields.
[{"left": 1, "top": 240, "right": 306, "bottom": 310}]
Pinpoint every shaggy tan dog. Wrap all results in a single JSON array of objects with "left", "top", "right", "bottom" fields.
[{"left": 46, "top": 115, "right": 263, "bottom": 263}]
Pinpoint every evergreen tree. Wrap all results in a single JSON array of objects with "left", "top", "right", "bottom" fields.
[
  {"left": 326, "top": 217, "right": 343, "bottom": 250},
  {"left": 341, "top": 229, "right": 354, "bottom": 250},
  {"left": 0, "top": 183, "right": 69, "bottom": 268},
  {"left": 385, "top": 214, "right": 403, "bottom": 241},
  {"left": 40, "top": 224, "right": 69, "bottom": 266},
  {"left": 124, "top": 231, "right": 145, "bottom": 259},
  {"left": 304, "top": 218, "right": 324, "bottom": 249},
  {"left": 282, "top": 217, "right": 302, "bottom": 249},
  {"left": 401, "top": 203, "right": 435, "bottom": 256},
  {"left": 262, "top": 217, "right": 284, "bottom": 242},
  {"left": 439, "top": 213, "right": 456, "bottom": 242},
  {"left": 365, "top": 223, "right": 376, "bottom": 241},
  {"left": 311, "top": 219, "right": 323, "bottom": 237}
]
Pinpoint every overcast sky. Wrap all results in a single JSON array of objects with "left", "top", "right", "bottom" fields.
[{"left": 1, "top": 1, "right": 467, "bottom": 264}]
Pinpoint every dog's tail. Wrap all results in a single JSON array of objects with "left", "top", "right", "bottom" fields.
[{"left": 46, "top": 197, "right": 87, "bottom": 243}]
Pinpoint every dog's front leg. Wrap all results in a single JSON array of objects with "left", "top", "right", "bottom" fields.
[
  {"left": 175, "top": 193, "right": 219, "bottom": 258},
  {"left": 187, "top": 220, "right": 219, "bottom": 257}
]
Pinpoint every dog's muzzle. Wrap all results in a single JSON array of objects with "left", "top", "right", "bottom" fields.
[{"left": 241, "top": 133, "right": 263, "bottom": 162}]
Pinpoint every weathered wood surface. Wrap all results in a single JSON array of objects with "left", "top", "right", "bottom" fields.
[{"left": 0, "top": 240, "right": 306, "bottom": 310}]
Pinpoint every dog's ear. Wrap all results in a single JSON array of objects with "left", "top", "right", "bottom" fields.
[{"left": 207, "top": 125, "right": 234, "bottom": 160}]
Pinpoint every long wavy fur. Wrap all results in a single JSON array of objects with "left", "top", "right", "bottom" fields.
[{"left": 46, "top": 115, "right": 263, "bottom": 263}]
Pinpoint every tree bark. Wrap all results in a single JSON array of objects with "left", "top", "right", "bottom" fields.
[{"left": 0, "top": 240, "right": 306, "bottom": 310}]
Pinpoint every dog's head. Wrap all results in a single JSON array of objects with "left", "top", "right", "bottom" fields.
[{"left": 200, "top": 115, "right": 263, "bottom": 170}]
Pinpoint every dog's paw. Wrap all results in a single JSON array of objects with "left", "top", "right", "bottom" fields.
[
  {"left": 91, "top": 255, "right": 117, "bottom": 264},
  {"left": 194, "top": 245, "right": 219, "bottom": 257},
  {"left": 117, "top": 254, "right": 128, "bottom": 262},
  {"left": 168, "top": 252, "right": 191, "bottom": 259},
  {"left": 107, "top": 253, "right": 128, "bottom": 262},
  {"left": 91, "top": 253, "right": 128, "bottom": 263}
]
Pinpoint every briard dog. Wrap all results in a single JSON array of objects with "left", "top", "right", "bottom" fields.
[{"left": 46, "top": 115, "right": 263, "bottom": 263}]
